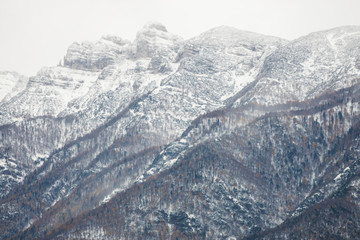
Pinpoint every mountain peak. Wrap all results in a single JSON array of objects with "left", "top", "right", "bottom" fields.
[
  {"left": 142, "top": 22, "right": 168, "bottom": 32},
  {"left": 294, "top": 25, "right": 360, "bottom": 44},
  {"left": 191, "top": 25, "right": 288, "bottom": 48},
  {"left": 134, "top": 22, "right": 182, "bottom": 60},
  {"left": 100, "top": 35, "right": 130, "bottom": 46},
  {"left": 323, "top": 25, "right": 360, "bottom": 35},
  {"left": 205, "top": 25, "right": 243, "bottom": 34}
]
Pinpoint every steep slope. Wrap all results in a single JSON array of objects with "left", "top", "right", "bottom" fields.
[
  {"left": 0, "top": 71, "right": 28, "bottom": 103},
  {"left": 246, "top": 120, "right": 360, "bottom": 240},
  {"left": 0, "top": 67, "right": 99, "bottom": 124},
  {"left": 34, "top": 83, "right": 360, "bottom": 240},
  {"left": 234, "top": 26, "right": 360, "bottom": 106},
  {"left": 64, "top": 35, "right": 131, "bottom": 71},
  {"left": 0, "top": 24, "right": 286, "bottom": 239}
]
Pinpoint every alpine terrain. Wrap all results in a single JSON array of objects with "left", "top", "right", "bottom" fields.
[{"left": 1, "top": 23, "right": 360, "bottom": 239}]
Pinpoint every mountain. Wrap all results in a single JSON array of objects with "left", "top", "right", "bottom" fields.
[{"left": 1, "top": 24, "right": 360, "bottom": 239}]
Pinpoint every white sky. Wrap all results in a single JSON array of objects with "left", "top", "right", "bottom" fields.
[{"left": 0, "top": 0, "right": 360, "bottom": 76}]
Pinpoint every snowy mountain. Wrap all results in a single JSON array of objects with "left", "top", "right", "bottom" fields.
[{"left": 1, "top": 24, "right": 360, "bottom": 239}]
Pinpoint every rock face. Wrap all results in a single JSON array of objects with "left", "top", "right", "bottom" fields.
[
  {"left": 64, "top": 35, "right": 131, "bottom": 71},
  {"left": 1, "top": 24, "right": 360, "bottom": 240},
  {"left": 134, "top": 22, "right": 183, "bottom": 60}
]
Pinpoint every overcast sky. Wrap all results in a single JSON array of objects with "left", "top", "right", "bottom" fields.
[{"left": 1, "top": 0, "right": 360, "bottom": 76}]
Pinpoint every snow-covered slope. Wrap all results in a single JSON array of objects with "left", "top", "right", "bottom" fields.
[
  {"left": 0, "top": 71, "right": 28, "bottom": 103},
  {"left": 0, "top": 67, "right": 99, "bottom": 124},
  {"left": 64, "top": 35, "right": 131, "bottom": 71},
  {"left": 37, "top": 83, "right": 360, "bottom": 240},
  {"left": 234, "top": 26, "right": 360, "bottom": 106}
]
